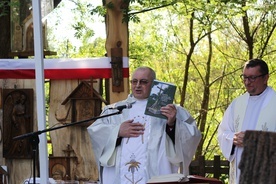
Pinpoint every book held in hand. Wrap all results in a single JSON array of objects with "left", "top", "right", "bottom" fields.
[{"left": 145, "top": 80, "right": 176, "bottom": 119}]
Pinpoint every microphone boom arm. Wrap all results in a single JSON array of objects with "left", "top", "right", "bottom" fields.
[{"left": 14, "top": 110, "right": 123, "bottom": 140}]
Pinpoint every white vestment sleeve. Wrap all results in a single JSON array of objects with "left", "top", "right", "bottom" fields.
[
  {"left": 87, "top": 108, "right": 124, "bottom": 167},
  {"left": 166, "top": 106, "right": 202, "bottom": 176},
  {"left": 217, "top": 102, "right": 236, "bottom": 161}
]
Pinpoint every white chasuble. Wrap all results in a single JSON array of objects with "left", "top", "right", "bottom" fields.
[
  {"left": 89, "top": 94, "right": 202, "bottom": 184},
  {"left": 230, "top": 87, "right": 276, "bottom": 184},
  {"left": 120, "top": 99, "right": 151, "bottom": 184}
]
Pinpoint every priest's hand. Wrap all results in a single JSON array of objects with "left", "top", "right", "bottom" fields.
[
  {"left": 233, "top": 131, "right": 245, "bottom": 147},
  {"left": 118, "top": 120, "right": 145, "bottom": 138},
  {"left": 161, "top": 104, "right": 177, "bottom": 126}
]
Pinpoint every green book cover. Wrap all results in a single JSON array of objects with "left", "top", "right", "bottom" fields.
[{"left": 145, "top": 80, "right": 176, "bottom": 119}]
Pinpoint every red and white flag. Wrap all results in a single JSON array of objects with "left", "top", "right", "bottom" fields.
[{"left": 0, "top": 57, "right": 129, "bottom": 79}]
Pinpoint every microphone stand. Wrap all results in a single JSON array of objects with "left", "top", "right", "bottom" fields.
[{"left": 13, "top": 110, "right": 123, "bottom": 184}]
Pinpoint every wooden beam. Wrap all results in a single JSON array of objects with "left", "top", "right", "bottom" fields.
[{"left": 105, "top": 0, "right": 129, "bottom": 103}]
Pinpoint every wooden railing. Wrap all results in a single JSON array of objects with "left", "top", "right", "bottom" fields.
[{"left": 189, "top": 155, "right": 229, "bottom": 179}]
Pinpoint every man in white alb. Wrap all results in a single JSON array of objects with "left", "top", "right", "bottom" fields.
[
  {"left": 88, "top": 66, "right": 201, "bottom": 184},
  {"left": 217, "top": 58, "right": 276, "bottom": 184}
]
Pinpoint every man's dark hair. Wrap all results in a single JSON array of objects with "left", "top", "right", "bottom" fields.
[{"left": 245, "top": 58, "right": 269, "bottom": 75}]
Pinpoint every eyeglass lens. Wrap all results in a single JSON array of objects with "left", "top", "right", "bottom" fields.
[
  {"left": 131, "top": 79, "right": 149, "bottom": 85},
  {"left": 240, "top": 74, "right": 265, "bottom": 82}
]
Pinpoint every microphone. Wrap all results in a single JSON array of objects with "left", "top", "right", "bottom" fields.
[{"left": 108, "top": 103, "right": 132, "bottom": 111}]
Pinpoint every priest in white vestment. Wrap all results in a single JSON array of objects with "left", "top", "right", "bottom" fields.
[
  {"left": 88, "top": 66, "right": 201, "bottom": 184},
  {"left": 218, "top": 58, "right": 276, "bottom": 184}
]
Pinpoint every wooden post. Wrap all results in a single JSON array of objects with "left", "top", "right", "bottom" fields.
[
  {"left": 105, "top": 0, "right": 129, "bottom": 103},
  {"left": 213, "top": 155, "right": 221, "bottom": 179},
  {"left": 199, "top": 155, "right": 206, "bottom": 176}
]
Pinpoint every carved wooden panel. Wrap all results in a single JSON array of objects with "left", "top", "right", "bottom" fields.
[
  {"left": 60, "top": 81, "right": 106, "bottom": 127},
  {"left": 49, "top": 147, "right": 78, "bottom": 182},
  {"left": 49, "top": 157, "right": 69, "bottom": 181},
  {"left": 73, "top": 100, "right": 95, "bottom": 127},
  {"left": 2, "top": 89, "right": 33, "bottom": 159}
]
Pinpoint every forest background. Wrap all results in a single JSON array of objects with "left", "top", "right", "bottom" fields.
[{"left": 2, "top": 0, "right": 275, "bottom": 179}]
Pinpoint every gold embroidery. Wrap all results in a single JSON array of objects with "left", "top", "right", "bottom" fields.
[
  {"left": 234, "top": 115, "right": 240, "bottom": 132},
  {"left": 261, "top": 122, "right": 268, "bottom": 131},
  {"left": 124, "top": 154, "right": 143, "bottom": 184},
  {"left": 126, "top": 116, "right": 147, "bottom": 144}
]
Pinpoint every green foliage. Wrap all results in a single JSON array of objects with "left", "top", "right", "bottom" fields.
[
  {"left": 47, "top": 0, "right": 106, "bottom": 58},
  {"left": 44, "top": 81, "right": 53, "bottom": 155},
  {"left": 0, "top": 1, "right": 9, "bottom": 17},
  {"left": 77, "top": 37, "right": 106, "bottom": 58},
  {"left": 0, "top": 0, "right": 20, "bottom": 17},
  {"left": 87, "top": 0, "right": 179, "bottom": 23},
  {"left": 88, "top": 4, "right": 106, "bottom": 16}
]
